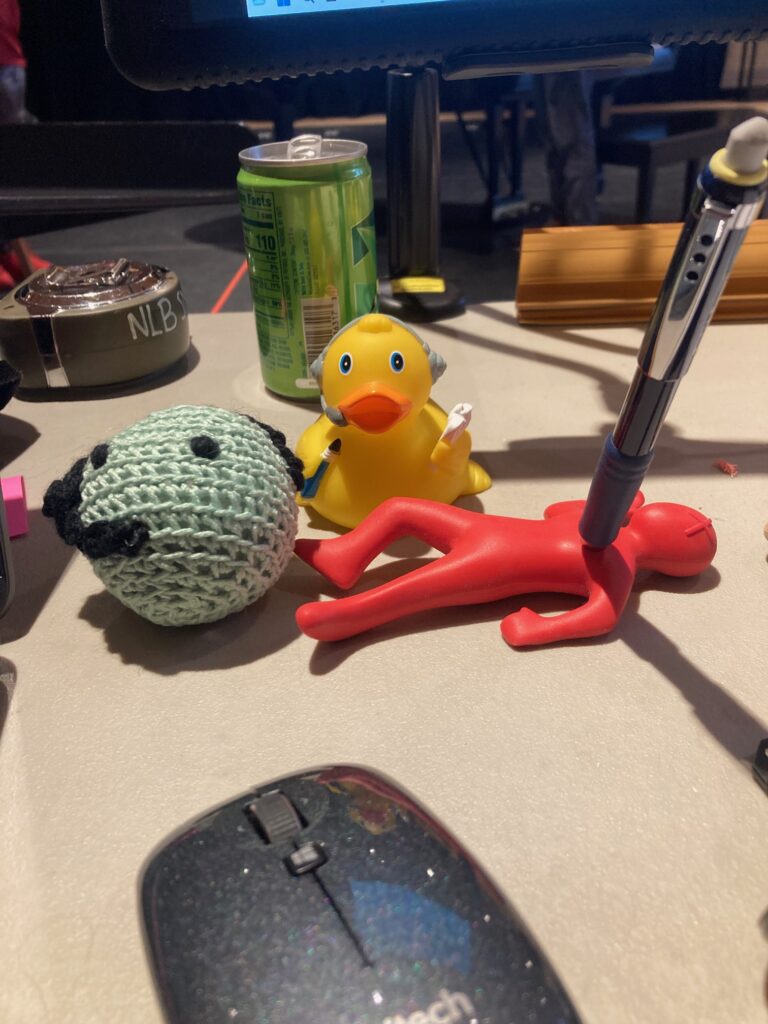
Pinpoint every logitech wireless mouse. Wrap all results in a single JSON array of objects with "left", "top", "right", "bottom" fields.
[{"left": 141, "top": 765, "right": 583, "bottom": 1024}]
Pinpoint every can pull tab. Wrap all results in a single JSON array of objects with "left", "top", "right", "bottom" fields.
[
  {"left": 287, "top": 134, "right": 324, "bottom": 161},
  {"left": 101, "top": 257, "right": 130, "bottom": 286},
  {"left": 43, "top": 258, "right": 131, "bottom": 292}
]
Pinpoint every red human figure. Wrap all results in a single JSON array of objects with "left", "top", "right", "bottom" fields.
[{"left": 294, "top": 494, "right": 716, "bottom": 647}]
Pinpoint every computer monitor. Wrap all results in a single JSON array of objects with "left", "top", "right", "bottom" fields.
[{"left": 101, "top": 0, "right": 768, "bottom": 90}]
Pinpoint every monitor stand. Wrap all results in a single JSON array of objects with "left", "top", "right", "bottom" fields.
[{"left": 378, "top": 67, "right": 464, "bottom": 322}]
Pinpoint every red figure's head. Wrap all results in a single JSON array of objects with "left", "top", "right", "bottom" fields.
[{"left": 629, "top": 503, "right": 717, "bottom": 576}]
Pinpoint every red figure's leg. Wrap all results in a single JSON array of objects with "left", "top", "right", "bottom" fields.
[
  {"left": 294, "top": 497, "right": 477, "bottom": 590},
  {"left": 297, "top": 548, "right": 491, "bottom": 642},
  {"left": 500, "top": 547, "right": 634, "bottom": 647}
]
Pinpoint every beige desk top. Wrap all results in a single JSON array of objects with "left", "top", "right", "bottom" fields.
[{"left": 0, "top": 305, "right": 766, "bottom": 1024}]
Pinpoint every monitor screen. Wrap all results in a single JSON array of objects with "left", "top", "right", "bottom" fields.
[
  {"left": 188, "top": 0, "right": 449, "bottom": 24},
  {"left": 243, "top": 0, "right": 446, "bottom": 16}
]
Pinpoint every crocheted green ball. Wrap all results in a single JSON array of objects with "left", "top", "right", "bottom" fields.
[{"left": 43, "top": 406, "right": 303, "bottom": 626}]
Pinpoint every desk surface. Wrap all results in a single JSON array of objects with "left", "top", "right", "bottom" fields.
[{"left": 1, "top": 305, "right": 766, "bottom": 1024}]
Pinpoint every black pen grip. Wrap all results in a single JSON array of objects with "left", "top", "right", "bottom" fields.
[{"left": 579, "top": 435, "right": 654, "bottom": 549}]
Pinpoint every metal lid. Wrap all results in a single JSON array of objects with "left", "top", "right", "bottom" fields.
[
  {"left": 16, "top": 259, "right": 170, "bottom": 314},
  {"left": 239, "top": 133, "right": 367, "bottom": 169}
]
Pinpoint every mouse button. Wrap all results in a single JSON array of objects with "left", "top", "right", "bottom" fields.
[
  {"left": 166, "top": 794, "right": 268, "bottom": 856},
  {"left": 149, "top": 872, "right": 360, "bottom": 1024},
  {"left": 319, "top": 871, "right": 477, "bottom": 975},
  {"left": 154, "top": 795, "right": 244, "bottom": 858},
  {"left": 312, "top": 834, "right": 521, "bottom": 974},
  {"left": 318, "top": 777, "right": 403, "bottom": 839},
  {"left": 285, "top": 841, "right": 328, "bottom": 876},
  {"left": 313, "top": 801, "right": 463, "bottom": 890},
  {"left": 437, "top": 887, "right": 582, "bottom": 1023},
  {"left": 145, "top": 828, "right": 333, "bottom": 943},
  {"left": 145, "top": 814, "right": 239, "bottom": 895},
  {"left": 324, "top": 873, "right": 579, "bottom": 1024}
]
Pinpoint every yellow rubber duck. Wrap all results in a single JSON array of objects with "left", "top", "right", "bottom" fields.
[{"left": 296, "top": 313, "right": 491, "bottom": 528}]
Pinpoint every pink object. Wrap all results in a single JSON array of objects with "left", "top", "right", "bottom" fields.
[
  {"left": 294, "top": 493, "right": 717, "bottom": 648},
  {"left": 713, "top": 459, "right": 738, "bottom": 477},
  {"left": 1, "top": 476, "right": 28, "bottom": 537}
]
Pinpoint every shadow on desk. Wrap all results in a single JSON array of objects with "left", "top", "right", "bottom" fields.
[
  {"left": 0, "top": 412, "right": 40, "bottom": 469},
  {"left": 185, "top": 211, "right": 244, "bottom": 254},
  {"left": 13, "top": 345, "right": 201, "bottom": 403},
  {"left": 427, "top": 318, "right": 631, "bottom": 418},
  {"left": 0, "top": 657, "right": 16, "bottom": 743},
  {"left": 477, "top": 431, "right": 768, "bottom": 483},
  {"left": 77, "top": 561, "right": 322, "bottom": 673},
  {"left": 625, "top": 572, "right": 768, "bottom": 765},
  {"left": 308, "top": 562, "right": 766, "bottom": 773},
  {"left": 0, "top": 510, "right": 75, "bottom": 644},
  {"left": 427, "top": 314, "right": 767, "bottom": 481}
]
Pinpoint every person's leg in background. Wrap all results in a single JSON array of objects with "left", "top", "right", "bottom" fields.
[
  {"left": 0, "top": 63, "right": 22, "bottom": 292},
  {"left": 532, "top": 71, "right": 599, "bottom": 226},
  {"left": 0, "top": 0, "right": 47, "bottom": 291},
  {"left": 0, "top": 62, "right": 28, "bottom": 122}
]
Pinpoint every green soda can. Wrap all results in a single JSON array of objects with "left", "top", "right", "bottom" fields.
[{"left": 238, "top": 134, "right": 378, "bottom": 400}]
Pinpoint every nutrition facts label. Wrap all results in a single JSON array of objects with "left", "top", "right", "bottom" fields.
[{"left": 239, "top": 188, "right": 289, "bottom": 341}]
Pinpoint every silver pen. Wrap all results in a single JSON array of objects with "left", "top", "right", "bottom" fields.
[{"left": 579, "top": 116, "right": 768, "bottom": 548}]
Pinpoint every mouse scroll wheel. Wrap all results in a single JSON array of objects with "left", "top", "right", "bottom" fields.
[{"left": 247, "top": 791, "right": 304, "bottom": 845}]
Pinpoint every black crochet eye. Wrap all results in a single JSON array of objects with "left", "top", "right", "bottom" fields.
[
  {"left": 190, "top": 435, "right": 220, "bottom": 459},
  {"left": 90, "top": 444, "right": 109, "bottom": 469}
]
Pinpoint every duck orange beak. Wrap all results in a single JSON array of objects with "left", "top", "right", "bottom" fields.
[{"left": 338, "top": 384, "right": 412, "bottom": 433}]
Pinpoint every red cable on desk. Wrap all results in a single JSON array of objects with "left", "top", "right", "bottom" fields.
[{"left": 211, "top": 259, "right": 248, "bottom": 314}]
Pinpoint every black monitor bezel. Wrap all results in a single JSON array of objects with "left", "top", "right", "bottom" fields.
[{"left": 101, "top": 0, "right": 768, "bottom": 90}]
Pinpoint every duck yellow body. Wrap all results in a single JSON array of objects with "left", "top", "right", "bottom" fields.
[{"left": 296, "top": 313, "right": 491, "bottom": 528}]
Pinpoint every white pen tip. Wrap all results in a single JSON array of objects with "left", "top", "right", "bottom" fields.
[{"left": 724, "top": 116, "right": 768, "bottom": 175}]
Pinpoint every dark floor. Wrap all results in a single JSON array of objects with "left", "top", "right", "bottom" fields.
[{"left": 19, "top": 122, "right": 696, "bottom": 314}]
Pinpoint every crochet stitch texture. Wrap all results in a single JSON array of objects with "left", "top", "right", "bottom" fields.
[{"left": 47, "top": 406, "right": 300, "bottom": 626}]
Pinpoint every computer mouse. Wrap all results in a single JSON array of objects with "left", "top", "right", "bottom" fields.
[{"left": 141, "top": 765, "right": 583, "bottom": 1024}]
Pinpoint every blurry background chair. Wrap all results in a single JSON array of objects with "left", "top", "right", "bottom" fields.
[
  {"left": 593, "top": 45, "right": 738, "bottom": 222},
  {"left": 0, "top": 121, "right": 265, "bottom": 240}
]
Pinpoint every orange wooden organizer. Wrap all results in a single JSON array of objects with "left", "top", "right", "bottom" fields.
[{"left": 516, "top": 220, "right": 768, "bottom": 325}]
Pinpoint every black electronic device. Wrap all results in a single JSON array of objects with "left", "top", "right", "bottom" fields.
[
  {"left": 0, "top": 490, "right": 13, "bottom": 618},
  {"left": 0, "top": 360, "right": 19, "bottom": 618},
  {"left": 142, "top": 765, "right": 583, "bottom": 1024},
  {"left": 101, "top": 0, "right": 768, "bottom": 90}
]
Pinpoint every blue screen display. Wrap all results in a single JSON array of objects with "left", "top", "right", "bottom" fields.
[{"left": 246, "top": 0, "right": 445, "bottom": 15}]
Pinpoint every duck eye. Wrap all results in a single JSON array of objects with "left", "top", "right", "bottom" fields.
[
  {"left": 190, "top": 435, "right": 220, "bottom": 459},
  {"left": 389, "top": 351, "right": 405, "bottom": 373},
  {"left": 339, "top": 352, "right": 353, "bottom": 375}
]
